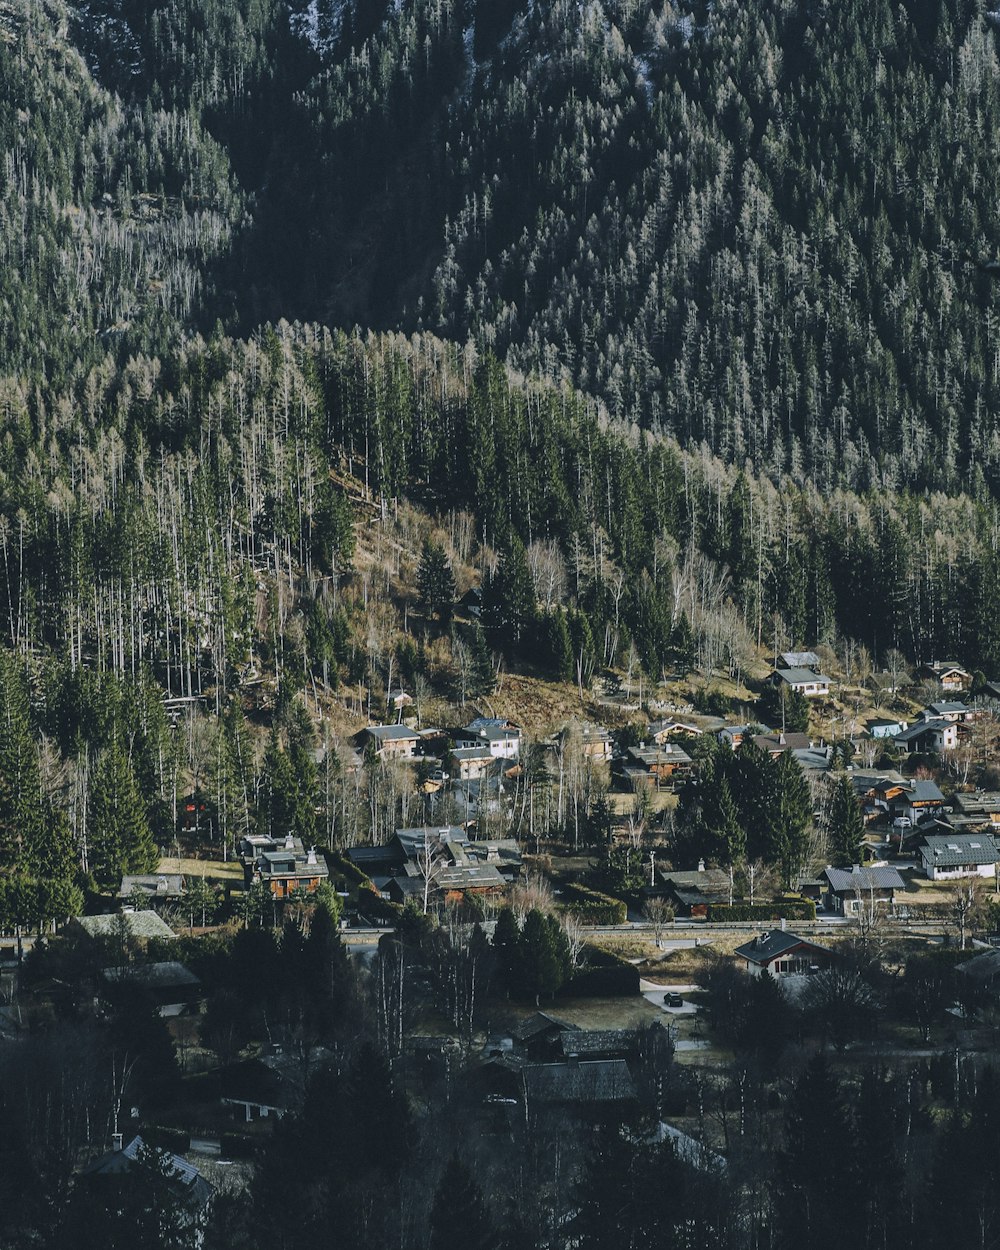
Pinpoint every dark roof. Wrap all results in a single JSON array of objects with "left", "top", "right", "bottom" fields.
[
  {"left": 894, "top": 720, "right": 952, "bottom": 744},
  {"left": 773, "top": 667, "right": 832, "bottom": 685},
  {"left": 81, "top": 1136, "right": 212, "bottom": 1208},
  {"left": 921, "top": 834, "right": 999, "bottom": 868},
  {"left": 558, "top": 1029, "right": 638, "bottom": 1058},
  {"left": 823, "top": 865, "right": 905, "bottom": 892},
  {"left": 366, "top": 724, "right": 418, "bottom": 741},
  {"left": 511, "top": 1011, "right": 578, "bottom": 1042},
  {"left": 734, "top": 930, "right": 830, "bottom": 966},
  {"left": 119, "top": 874, "right": 184, "bottom": 899},
  {"left": 70, "top": 912, "right": 176, "bottom": 941},
  {"left": 752, "top": 732, "right": 811, "bottom": 753},
  {"left": 927, "top": 702, "right": 970, "bottom": 715},
  {"left": 956, "top": 949, "right": 1000, "bottom": 984},
  {"left": 101, "top": 961, "right": 200, "bottom": 990},
  {"left": 522, "top": 1059, "right": 638, "bottom": 1104},
  {"left": 778, "top": 651, "right": 821, "bottom": 669},
  {"left": 904, "top": 780, "right": 946, "bottom": 803}
]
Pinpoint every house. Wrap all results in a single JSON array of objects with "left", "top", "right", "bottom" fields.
[
  {"left": 752, "top": 731, "right": 812, "bottom": 757},
  {"left": 563, "top": 722, "right": 614, "bottom": 762},
  {"left": 792, "top": 745, "right": 834, "bottom": 777},
  {"left": 119, "top": 874, "right": 185, "bottom": 909},
  {"left": 66, "top": 911, "right": 176, "bottom": 943},
  {"left": 178, "top": 792, "right": 211, "bottom": 835},
  {"left": 659, "top": 866, "right": 731, "bottom": 918},
  {"left": 221, "top": 1047, "right": 332, "bottom": 1121},
  {"left": 776, "top": 651, "right": 822, "bottom": 671},
  {"left": 951, "top": 791, "right": 1000, "bottom": 827},
  {"left": 101, "top": 961, "right": 202, "bottom": 1016},
  {"left": 79, "top": 1135, "right": 213, "bottom": 1219},
  {"left": 352, "top": 827, "right": 520, "bottom": 905},
  {"left": 521, "top": 1058, "right": 638, "bottom": 1110},
  {"left": 867, "top": 717, "right": 909, "bottom": 740},
  {"left": 240, "top": 834, "right": 330, "bottom": 899},
  {"left": 449, "top": 745, "right": 496, "bottom": 781},
  {"left": 918, "top": 660, "right": 971, "bottom": 691},
  {"left": 509, "top": 1011, "right": 580, "bottom": 1060},
  {"left": 557, "top": 1029, "right": 640, "bottom": 1061},
  {"left": 460, "top": 587, "right": 483, "bottom": 618},
  {"left": 769, "top": 667, "right": 832, "bottom": 697},
  {"left": 648, "top": 719, "right": 701, "bottom": 743},
  {"left": 734, "top": 929, "right": 835, "bottom": 977},
  {"left": 894, "top": 780, "right": 946, "bottom": 825},
  {"left": 385, "top": 688, "right": 413, "bottom": 714},
  {"left": 919, "top": 834, "right": 999, "bottom": 880},
  {"left": 454, "top": 718, "right": 522, "bottom": 760},
  {"left": 718, "top": 725, "right": 753, "bottom": 750},
  {"left": 618, "top": 743, "right": 693, "bottom": 791},
  {"left": 892, "top": 719, "right": 958, "bottom": 753},
  {"left": 822, "top": 865, "right": 905, "bottom": 915},
  {"left": 921, "top": 701, "right": 973, "bottom": 724},
  {"left": 363, "top": 724, "right": 419, "bottom": 758},
  {"left": 956, "top": 948, "right": 1000, "bottom": 995}
]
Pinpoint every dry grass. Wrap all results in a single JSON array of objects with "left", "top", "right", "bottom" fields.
[{"left": 158, "top": 856, "right": 243, "bottom": 881}]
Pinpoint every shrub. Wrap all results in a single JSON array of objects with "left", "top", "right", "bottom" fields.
[
  {"left": 143, "top": 1126, "right": 190, "bottom": 1154},
  {"left": 707, "top": 900, "right": 816, "bottom": 922},
  {"left": 558, "top": 882, "right": 627, "bottom": 925}
]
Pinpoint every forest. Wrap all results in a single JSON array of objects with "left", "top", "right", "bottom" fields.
[{"left": 6, "top": 0, "right": 1000, "bottom": 1243}]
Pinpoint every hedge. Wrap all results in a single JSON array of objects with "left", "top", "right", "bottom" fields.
[
  {"left": 563, "top": 942, "right": 640, "bottom": 997},
  {"left": 330, "top": 852, "right": 377, "bottom": 894},
  {"left": 558, "top": 883, "right": 628, "bottom": 926},
  {"left": 706, "top": 900, "right": 816, "bottom": 922},
  {"left": 356, "top": 888, "right": 404, "bottom": 924}
]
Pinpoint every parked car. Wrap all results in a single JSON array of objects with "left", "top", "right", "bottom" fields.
[{"left": 664, "top": 992, "right": 683, "bottom": 1008}]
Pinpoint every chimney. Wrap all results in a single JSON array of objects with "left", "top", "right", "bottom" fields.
[
  {"left": 697, "top": 858, "right": 705, "bottom": 873},
  {"left": 111, "top": 1133, "right": 123, "bottom": 1152},
  {"left": 566, "top": 1053, "right": 579, "bottom": 1068},
  {"left": 780, "top": 917, "right": 786, "bottom": 932},
  {"left": 284, "top": 834, "right": 294, "bottom": 850},
  {"left": 307, "top": 847, "right": 317, "bottom": 866}
]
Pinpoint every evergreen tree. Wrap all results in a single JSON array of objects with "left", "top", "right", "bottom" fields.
[
  {"left": 828, "top": 775, "right": 865, "bottom": 868},
  {"left": 417, "top": 540, "right": 456, "bottom": 622},
  {"left": 429, "top": 1153, "right": 499, "bottom": 1250},
  {"left": 491, "top": 906, "right": 520, "bottom": 993},
  {"left": 89, "top": 741, "right": 158, "bottom": 886},
  {"left": 770, "top": 751, "right": 814, "bottom": 888},
  {"left": 519, "top": 908, "right": 564, "bottom": 1004}
]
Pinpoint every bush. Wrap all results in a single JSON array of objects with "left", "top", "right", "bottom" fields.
[
  {"left": 563, "top": 942, "right": 640, "bottom": 997},
  {"left": 356, "top": 888, "right": 404, "bottom": 924},
  {"left": 558, "top": 882, "right": 627, "bottom": 925},
  {"left": 143, "top": 1126, "right": 190, "bottom": 1154},
  {"left": 707, "top": 900, "right": 816, "bottom": 922},
  {"left": 220, "top": 1132, "right": 259, "bottom": 1159}
]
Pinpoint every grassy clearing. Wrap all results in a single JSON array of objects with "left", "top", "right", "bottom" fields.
[{"left": 158, "top": 856, "right": 243, "bottom": 881}]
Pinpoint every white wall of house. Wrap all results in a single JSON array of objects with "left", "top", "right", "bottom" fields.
[{"left": 922, "top": 859, "right": 995, "bottom": 881}]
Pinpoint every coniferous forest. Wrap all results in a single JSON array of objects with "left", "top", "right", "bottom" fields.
[{"left": 7, "top": 0, "right": 1000, "bottom": 1245}]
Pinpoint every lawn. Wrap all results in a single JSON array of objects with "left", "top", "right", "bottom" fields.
[{"left": 158, "top": 855, "right": 243, "bottom": 882}]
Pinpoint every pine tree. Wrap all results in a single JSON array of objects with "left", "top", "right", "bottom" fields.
[
  {"left": 89, "top": 740, "right": 158, "bottom": 886},
  {"left": 828, "top": 775, "right": 865, "bottom": 868},
  {"left": 519, "top": 908, "right": 564, "bottom": 1004},
  {"left": 0, "top": 651, "right": 45, "bottom": 868},
  {"left": 770, "top": 750, "right": 814, "bottom": 888},
  {"left": 417, "top": 540, "right": 456, "bottom": 622},
  {"left": 491, "top": 906, "right": 520, "bottom": 993}
]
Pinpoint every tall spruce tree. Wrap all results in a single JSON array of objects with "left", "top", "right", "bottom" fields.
[
  {"left": 828, "top": 775, "right": 865, "bottom": 868},
  {"left": 417, "top": 540, "right": 456, "bottom": 622},
  {"left": 429, "top": 1153, "right": 499, "bottom": 1250},
  {"left": 89, "top": 740, "right": 158, "bottom": 886}
]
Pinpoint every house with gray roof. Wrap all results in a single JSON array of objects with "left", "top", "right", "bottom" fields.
[
  {"left": 734, "top": 929, "right": 835, "bottom": 977},
  {"left": 363, "top": 724, "right": 420, "bottom": 757},
  {"left": 67, "top": 910, "right": 176, "bottom": 942},
  {"left": 80, "top": 1135, "right": 213, "bottom": 1217},
  {"left": 769, "top": 667, "right": 832, "bottom": 697},
  {"left": 919, "top": 833, "right": 999, "bottom": 880},
  {"left": 892, "top": 718, "right": 958, "bottom": 754},
  {"left": 822, "top": 865, "right": 905, "bottom": 916},
  {"left": 521, "top": 1058, "right": 638, "bottom": 1109},
  {"left": 776, "top": 651, "right": 822, "bottom": 671}
]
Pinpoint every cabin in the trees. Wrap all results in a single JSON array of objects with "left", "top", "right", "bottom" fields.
[
  {"left": 919, "top": 834, "right": 999, "bottom": 880},
  {"left": 917, "top": 660, "right": 971, "bottom": 691},
  {"left": 892, "top": 719, "right": 958, "bottom": 753},
  {"left": 769, "top": 667, "right": 832, "bottom": 697},
  {"left": 734, "top": 929, "right": 835, "bottom": 978},
  {"left": 67, "top": 910, "right": 176, "bottom": 943},
  {"left": 618, "top": 742, "right": 693, "bottom": 791},
  {"left": 659, "top": 865, "right": 731, "bottom": 917},
  {"left": 822, "top": 865, "right": 905, "bottom": 915},
  {"left": 718, "top": 724, "right": 753, "bottom": 749},
  {"left": 648, "top": 718, "right": 701, "bottom": 743},
  {"left": 240, "top": 834, "right": 329, "bottom": 899},
  {"left": 751, "top": 730, "right": 812, "bottom": 757},
  {"left": 101, "top": 961, "right": 202, "bottom": 1017},
  {"left": 951, "top": 791, "right": 1000, "bottom": 828},
  {"left": 364, "top": 724, "right": 419, "bottom": 758},
  {"left": 385, "top": 687, "right": 413, "bottom": 714},
  {"left": 119, "top": 874, "right": 184, "bottom": 910},
  {"left": 79, "top": 1135, "right": 213, "bottom": 1221}
]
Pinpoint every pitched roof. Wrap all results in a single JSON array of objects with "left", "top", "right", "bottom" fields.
[
  {"left": 823, "top": 865, "right": 905, "bottom": 892},
  {"left": 773, "top": 667, "right": 832, "bottom": 684},
  {"left": 119, "top": 874, "right": 184, "bottom": 898},
  {"left": 81, "top": 1136, "right": 212, "bottom": 1207},
  {"left": 733, "top": 929, "right": 829, "bottom": 966},
  {"left": 366, "top": 724, "right": 418, "bottom": 741},
  {"left": 752, "top": 732, "right": 811, "bottom": 753},
  {"left": 512, "top": 1011, "right": 578, "bottom": 1041},
  {"left": 778, "top": 651, "right": 821, "bottom": 669},
  {"left": 894, "top": 720, "right": 953, "bottom": 743},
  {"left": 71, "top": 911, "right": 176, "bottom": 941},
  {"left": 101, "top": 961, "right": 200, "bottom": 989},
  {"left": 927, "top": 702, "right": 970, "bottom": 715},
  {"left": 921, "top": 834, "right": 999, "bottom": 868},
  {"left": 558, "top": 1029, "right": 639, "bottom": 1057},
  {"left": 904, "top": 780, "right": 945, "bottom": 803},
  {"left": 522, "top": 1059, "right": 638, "bottom": 1104}
]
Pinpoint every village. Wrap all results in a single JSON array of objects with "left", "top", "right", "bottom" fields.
[{"left": 7, "top": 640, "right": 1000, "bottom": 1236}]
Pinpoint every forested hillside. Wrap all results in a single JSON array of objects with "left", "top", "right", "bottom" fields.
[{"left": 9, "top": 0, "right": 1000, "bottom": 496}]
